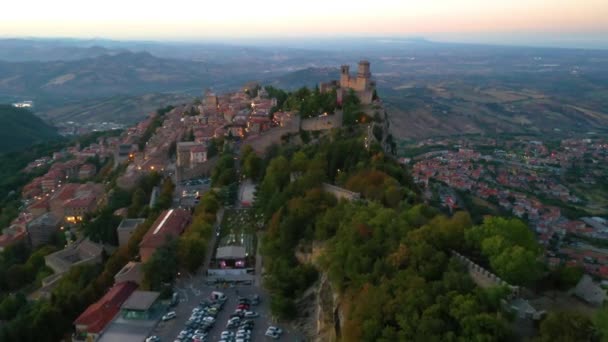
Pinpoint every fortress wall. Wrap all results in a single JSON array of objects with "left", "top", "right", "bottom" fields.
[{"left": 301, "top": 111, "right": 343, "bottom": 132}]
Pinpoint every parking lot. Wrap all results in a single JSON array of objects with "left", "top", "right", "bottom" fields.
[
  {"left": 152, "top": 282, "right": 302, "bottom": 342},
  {"left": 175, "top": 178, "right": 211, "bottom": 208},
  {"left": 150, "top": 203, "right": 302, "bottom": 342}
]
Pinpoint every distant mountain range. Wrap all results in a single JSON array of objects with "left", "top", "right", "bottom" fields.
[
  {"left": 0, "top": 38, "right": 125, "bottom": 62},
  {"left": 1, "top": 38, "right": 608, "bottom": 139},
  {"left": 0, "top": 105, "right": 60, "bottom": 153},
  {"left": 0, "top": 52, "right": 233, "bottom": 103}
]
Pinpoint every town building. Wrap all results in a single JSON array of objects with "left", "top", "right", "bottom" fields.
[
  {"left": 216, "top": 246, "right": 247, "bottom": 269},
  {"left": 49, "top": 183, "right": 105, "bottom": 223},
  {"left": 120, "top": 291, "right": 163, "bottom": 320},
  {"left": 79, "top": 164, "right": 97, "bottom": 180},
  {"left": 115, "top": 144, "right": 137, "bottom": 166},
  {"left": 116, "top": 218, "right": 145, "bottom": 247},
  {"left": 177, "top": 142, "right": 208, "bottom": 169},
  {"left": 0, "top": 224, "right": 28, "bottom": 251},
  {"left": 73, "top": 281, "right": 138, "bottom": 342},
  {"left": 26, "top": 212, "right": 61, "bottom": 247},
  {"left": 139, "top": 209, "right": 191, "bottom": 262},
  {"left": 44, "top": 238, "right": 104, "bottom": 275},
  {"left": 114, "top": 261, "right": 144, "bottom": 285},
  {"left": 573, "top": 274, "right": 606, "bottom": 306},
  {"left": 96, "top": 290, "right": 165, "bottom": 342}
]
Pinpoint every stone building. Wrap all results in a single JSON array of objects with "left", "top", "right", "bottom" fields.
[
  {"left": 116, "top": 218, "right": 146, "bottom": 247},
  {"left": 26, "top": 212, "right": 61, "bottom": 247},
  {"left": 320, "top": 60, "right": 376, "bottom": 105}
]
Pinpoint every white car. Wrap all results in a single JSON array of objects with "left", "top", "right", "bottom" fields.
[
  {"left": 244, "top": 311, "right": 259, "bottom": 318},
  {"left": 265, "top": 330, "right": 280, "bottom": 339},
  {"left": 221, "top": 331, "right": 235, "bottom": 338},
  {"left": 162, "top": 311, "right": 176, "bottom": 321},
  {"left": 267, "top": 326, "right": 283, "bottom": 334},
  {"left": 145, "top": 336, "right": 160, "bottom": 342}
]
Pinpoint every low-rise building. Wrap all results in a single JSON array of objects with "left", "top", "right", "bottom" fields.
[
  {"left": 73, "top": 281, "right": 138, "bottom": 342},
  {"left": 79, "top": 164, "right": 97, "bottom": 180},
  {"left": 44, "top": 238, "right": 104, "bottom": 275},
  {"left": 26, "top": 212, "right": 61, "bottom": 247},
  {"left": 114, "top": 261, "right": 144, "bottom": 285},
  {"left": 116, "top": 218, "right": 145, "bottom": 247},
  {"left": 573, "top": 274, "right": 606, "bottom": 306},
  {"left": 139, "top": 209, "right": 191, "bottom": 262},
  {"left": 177, "top": 141, "right": 208, "bottom": 169},
  {"left": 49, "top": 183, "right": 105, "bottom": 223},
  {"left": 120, "top": 291, "right": 163, "bottom": 320},
  {"left": 0, "top": 224, "right": 28, "bottom": 251}
]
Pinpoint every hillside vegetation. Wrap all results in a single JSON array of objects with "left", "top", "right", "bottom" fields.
[
  {"left": 253, "top": 127, "right": 606, "bottom": 341},
  {"left": 0, "top": 105, "right": 60, "bottom": 153}
]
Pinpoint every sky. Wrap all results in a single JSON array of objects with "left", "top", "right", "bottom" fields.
[{"left": 1, "top": 0, "right": 607, "bottom": 47}]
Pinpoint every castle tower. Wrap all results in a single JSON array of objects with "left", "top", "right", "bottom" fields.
[
  {"left": 356, "top": 60, "right": 371, "bottom": 91},
  {"left": 357, "top": 60, "right": 371, "bottom": 78},
  {"left": 340, "top": 65, "right": 350, "bottom": 88}
]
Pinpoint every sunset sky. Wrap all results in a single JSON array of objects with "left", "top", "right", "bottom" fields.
[{"left": 1, "top": 0, "right": 607, "bottom": 47}]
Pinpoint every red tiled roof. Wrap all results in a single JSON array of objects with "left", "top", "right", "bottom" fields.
[
  {"left": 52, "top": 184, "right": 80, "bottom": 201},
  {"left": 80, "top": 164, "right": 96, "bottom": 171},
  {"left": 64, "top": 195, "right": 96, "bottom": 208},
  {"left": 28, "top": 198, "right": 49, "bottom": 210},
  {"left": 190, "top": 145, "right": 207, "bottom": 153},
  {"left": 74, "top": 281, "right": 138, "bottom": 334},
  {"left": 139, "top": 209, "right": 190, "bottom": 250}
]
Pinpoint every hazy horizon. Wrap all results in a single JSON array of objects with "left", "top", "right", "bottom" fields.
[{"left": 1, "top": 0, "right": 608, "bottom": 49}]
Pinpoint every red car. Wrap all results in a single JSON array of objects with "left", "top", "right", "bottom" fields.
[{"left": 237, "top": 304, "right": 250, "bottom": 310}]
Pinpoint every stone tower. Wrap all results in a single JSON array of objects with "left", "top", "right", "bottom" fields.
[
  {"left": 340, "top": 65, "right": 350, "bottom": 88},
  {"left": 356, "top": 60, "right": 371, "bottom": 91}
]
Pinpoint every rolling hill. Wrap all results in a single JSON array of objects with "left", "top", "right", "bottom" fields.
[{"left": 0, "top": 105, "right": 60, "bottom": 153}]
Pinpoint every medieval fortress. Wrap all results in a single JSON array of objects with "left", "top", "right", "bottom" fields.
[{"left": 320, "top": 60, "right": 376, "bottom": 105}]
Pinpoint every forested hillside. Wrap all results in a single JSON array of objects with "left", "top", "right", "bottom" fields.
[
  {"left": 253, "top": 127, "right": 606, "bottom": 341},
  {"left": 0, "top": 105, "right": 59, "bottom": 153}
]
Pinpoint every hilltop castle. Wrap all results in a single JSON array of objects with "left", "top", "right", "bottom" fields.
[{"left": 320, "top": 60, "right": 376, "bottom": 105}]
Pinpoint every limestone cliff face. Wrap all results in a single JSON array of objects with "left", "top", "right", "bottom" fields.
[
  {"left": 293, "top": 242, "right": 345, "bottom": 342},
  {"left": 315, "top": 273, "right": 342, "bottom": 342}
]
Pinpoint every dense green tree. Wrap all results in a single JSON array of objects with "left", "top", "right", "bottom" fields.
[
  {"left": 465, "top": 217, "right": 543, "bottom": 286},
  {"left": 129, "top": 188, "right": 147, "bottom": 217},
  {"left": 595, "top": 306, "right": 608, "bottom": 342},
  {"left": 537, "top": 311, "right": 598, "bottom": 342},
  {"left": 82, "top": 209, "right": 122, "bottom": 245},
  {"left": 212, "top": 153, "right": 237, "bottom": 186},
  {"left": 142, "top": 239, "right": 179, "bottom": 290}
]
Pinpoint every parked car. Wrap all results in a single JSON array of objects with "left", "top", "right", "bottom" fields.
[
  {"left": 211, "top": 291, "right": 227, "bottom": 302},
  {"left": 145, "top": 336, "right": 160, "bottom": 342},
  {"left": 265, "top": 330, "right": 280, "bottom": 339},
  {"left": 221, "top": 331, "right": 235, "bottom": 338},
  {"left": 244, "top": 311, "right": 259, "bottom": 318},
  {"left": 266, "top": 326, "right": 283, "bottom": 338},
  {"left": 162, "top": 311, "right": 176, "bottom": 321},
  {"left": 267, "top": 326, "right": 283, "bottom": 334}
]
